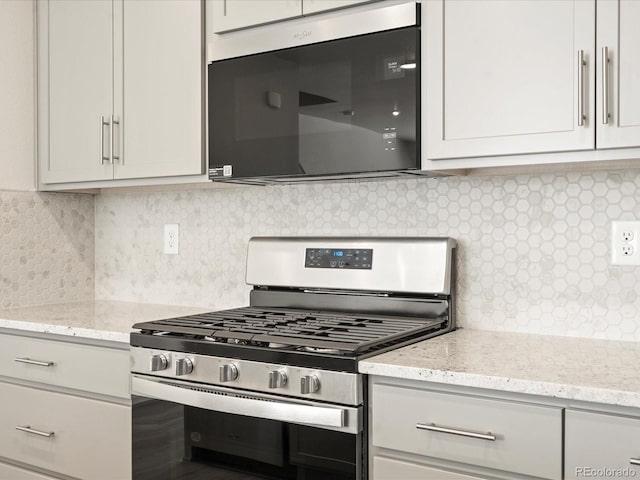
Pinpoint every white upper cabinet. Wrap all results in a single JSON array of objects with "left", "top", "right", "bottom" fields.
[
  {"left": 115, "top": 0, "right": 203, "bottom": 180},
  {"left": 596, "top": 0, "right": 640, "bottom": 149},
  {"left": 210, "top": 0, "right": 302, "bottom": 33},
  {"left": 38, "top": 0, "right": 204, "bottom": 186},
  {"left": 209, "top": 0, "right": 375, "bottom": 33},
  {"left": 425, "top": 0, "right": 596, "bottom": 160},
  {"left": 302, "top": 0, "right": 372, "bottom": 15},
  {"left": 41, "top": 0, "right": 114, "bottom": 183}
]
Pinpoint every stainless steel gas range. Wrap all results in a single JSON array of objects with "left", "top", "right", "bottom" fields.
[{"left": 130, "top": 237, "right": 456, "bottom": 480}]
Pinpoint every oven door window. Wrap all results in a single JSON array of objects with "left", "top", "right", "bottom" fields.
[
  {"left": 208, "top": 26, "right": 419, "bottom": 179},
  {"left": 133, "top": 398, "right": 362, "bottom": 479}
]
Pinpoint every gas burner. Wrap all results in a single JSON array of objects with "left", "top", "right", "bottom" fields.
[
  {"left": 302, "top": 346, "right": 341, "bottom": 354},
  {"left": 133, "top": 306, "right": 445, "bottom": 355}
]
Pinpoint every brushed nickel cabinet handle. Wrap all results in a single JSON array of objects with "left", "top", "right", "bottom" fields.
[
  {"left": 630, "top": 458, "right": 640, "bottom": 466},
  {"left": 577, "top": 50, "right": 586, "bottom": 126},
  {"left": 602, "top": 46, "right": 610, "bottom": 125},
  {"left": 16, "top": 425, "right": 55, "bottom": 438},
  {"left": 111, "top": 115, "right": 120, "bottom": 163},
  {"left": 100, "top": 115, "right": 111, "bottom": 164},
  {"left": 416, "top": 422, "right": 497, "bottom": 441},
  {"left": 14, "top": 357, "right": 54, "bottom": 367}
]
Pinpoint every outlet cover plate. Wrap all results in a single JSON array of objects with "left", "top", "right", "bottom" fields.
[
  {"left": 164, "top": 224, "right": 179, "bottom": 255},
  {"left": 612, "top": 221, "right": 640, "bottom": 265}
]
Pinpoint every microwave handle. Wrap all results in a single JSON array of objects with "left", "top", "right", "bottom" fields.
[{"left": 131, "top": 375, "right": 356, "bottom": 433}]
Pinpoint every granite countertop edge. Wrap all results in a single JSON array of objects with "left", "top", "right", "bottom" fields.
[
  {"left": 0, "top": 300, "right": 212, "bottom": 345},
  {"left": 0, "top": 318, "right": 130, "bottom": 344},
  {"left": 359, "top": 329, "right": 640, "bottom": 410},
  {"left": 358, "top": 362, "right": 640, "bottom": 409}
]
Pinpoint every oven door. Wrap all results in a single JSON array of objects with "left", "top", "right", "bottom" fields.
[{"left": 131, "top": 374, "right": 364, "bottom": 480}]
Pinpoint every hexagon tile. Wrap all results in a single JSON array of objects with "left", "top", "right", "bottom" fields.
[
  {"left": 0, "top": 191, "right": 94, "bottom": 308},
  {"left": 95, "top": 169, "right": 640, "bottom": 342}
]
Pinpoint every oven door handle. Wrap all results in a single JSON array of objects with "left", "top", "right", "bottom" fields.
[{"left": 131, "top": 375, "right": 358, "bottom": 434}]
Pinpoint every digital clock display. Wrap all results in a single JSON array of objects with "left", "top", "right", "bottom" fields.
[{"left": 305, "top": 248, "right": 373, "bottom": 270}]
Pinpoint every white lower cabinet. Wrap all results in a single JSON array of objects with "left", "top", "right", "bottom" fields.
[
  {"left": 369, "top": 378, "right": 567, "bottom": 480},
  {"left": 565, "top": 409, "right": 640, "bottom": 479},
  {"left": 0, "top": 331, "right": 131, "bottom": 480},
  {"left": 0, "top": 382, "right": 130, "bottom": 480},
  {"left": 0, "top": 462, "right": 58, "bottom": 480},
  {"left": 369, "top": 377, "right": 640, "bottom": 480},
  {"left": 374, "top": 456, "right": 486, "bottom": 480},
  {"left": 371, "top": 382, "right": 562, "bottom": 480}
]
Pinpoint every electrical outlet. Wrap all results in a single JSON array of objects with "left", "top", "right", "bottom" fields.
[
  {"left": 164, "top": 224, "right": 179, "bottom": 255},
  {"left": 612, "top": 221, "right": 640, "bottom": 265}
]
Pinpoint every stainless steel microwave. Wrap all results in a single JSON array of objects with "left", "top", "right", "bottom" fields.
[{"left": 207, "top": 2, "right": 420, "bottom": 185}]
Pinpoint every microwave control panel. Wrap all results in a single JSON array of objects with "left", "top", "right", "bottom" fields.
[{"left": 305, "top": 248, "right": 373, "bottom": 270}]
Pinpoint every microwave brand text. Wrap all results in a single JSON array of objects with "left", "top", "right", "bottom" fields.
[{"left": 293, "top": 30, "right": 312, "bottom": 41}]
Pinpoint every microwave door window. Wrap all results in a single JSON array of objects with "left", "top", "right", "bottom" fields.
[
  {"left": 296, "top": 28, "right": 418, "bottom": 176},
  {"left": 208, "top": 26, "right": 418, "bottom": 179},
  {"left": 210, "top": 56, "right": 302, "bottom": 177}
]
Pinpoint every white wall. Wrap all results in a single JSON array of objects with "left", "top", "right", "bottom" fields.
[{"left": 0, "top": 0, "right": 35, "bottom": 191}]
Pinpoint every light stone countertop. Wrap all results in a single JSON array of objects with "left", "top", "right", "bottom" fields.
[
  {"left": 0, "top": 300, "right": 211, "bottom": 344},
  {"left": 359, "top": 328, "right": 640, "bottom": 409}
]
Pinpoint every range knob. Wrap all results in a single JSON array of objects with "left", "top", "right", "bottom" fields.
[
  {"left": 149, "top": 354, "right": 168, "bottom": 372},
  {"left": 175, "top": 358, "right": 194, "bottom": 376},
  {"left": 219, "top": 364, "right": 238, "bottom": 382},
  {"left": 300, "top": 375, "right": 320, "bottom": 394},
  {"left": 268, "top": 370, "right": 288, "bottom": 389}
]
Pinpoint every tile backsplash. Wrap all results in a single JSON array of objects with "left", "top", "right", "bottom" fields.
[
  {"left": 96, "top": 170, "right": 640, "bottom": 341},
  {"left": 0, "top": 191, "right": 94, "bottom": 308}
]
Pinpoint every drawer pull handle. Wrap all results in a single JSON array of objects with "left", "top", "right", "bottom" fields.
[
  {"left": 15, "top": 357, "right": 54, "bottom": 367},
  {"left": 16, "top": 425, "right": 55, "bottom": 438},
  {"left": 630, "top": 458, "right": 640, "bottom": 466},
  {"left": 416, "top": 423, "right": 497, "bottom": 441}
]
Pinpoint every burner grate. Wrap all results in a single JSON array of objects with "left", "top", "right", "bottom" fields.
[{"left": 133, "top": 306, "right": 444, "bottom": 354}]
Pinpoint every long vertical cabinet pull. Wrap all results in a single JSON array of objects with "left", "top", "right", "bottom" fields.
[
  {"left": 111, "top": 115, "right": 120, "bottom": 163},
  {"left": 577, "top": 50, "right": 586, "bottom": 126},
  {"left": 100, "top": 116, "right": 111, "bottom": 164},
  {"left": 602, "top": 46, "right": 610, "bottom": 124}
]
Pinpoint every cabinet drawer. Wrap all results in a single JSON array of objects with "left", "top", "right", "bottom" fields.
[
  {"left": 373, "top": 456, "right": 487, "bottom": 480},
  {"left": 372, "top": 384, "right": 562, "bottom": 480},
  {"left": 565, "top": 410, "right": 640, "bottom": 479},
  {"left": 0, "top": 381, "right": 131, "bottom": 480},
  {"left": 0, "top": 333, "right": 129, "bottom": 398},
  {"left": 0, "top": 461, "right": 58, "bottom": 480}
]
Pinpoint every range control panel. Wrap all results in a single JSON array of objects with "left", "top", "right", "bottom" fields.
[{"left": 305, "top": 248, "right": 373, "bottom": 270}]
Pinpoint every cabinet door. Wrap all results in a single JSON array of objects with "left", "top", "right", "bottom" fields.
[
  {"left": 114, "top": 0, "right": 203, "bottom": 180},
  {"left": 596, "top": 0, "right": 640, "bottom": 149},
  {"left": 425, "top": 0, "right": 595, "bottom": 160},
  {"left": 0, "top": 462, "right": 58, "bottom": 480},
  {"left": 302, "top": 0, "right": 372, "bottom": 15},
  {"left": 372, "top": 383, "right": 562, "bottom": 480},
  {"left": 565, "top": 410, "right": 640, "bottom": 480},
  {"left": 41, "top": 0, "right": 114, "bottom": 183},
  {"left": 0, "top": 382, "right": 131, "bottom": 480},
  {"left": 210, "top": 0, "right": 302, "bottom": 33},
  {"left": 374, "top": 456, "right": 488, "bottom": 480}
]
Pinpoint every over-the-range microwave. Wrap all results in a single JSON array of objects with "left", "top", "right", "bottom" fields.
[{"left": 207, "top": 2, "right": 423, "bottom": 185}]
